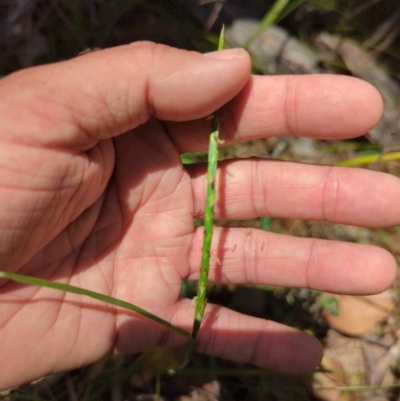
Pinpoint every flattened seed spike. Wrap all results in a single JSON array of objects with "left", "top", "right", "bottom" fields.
[{"left": 182, "top": 26, "right": 226, "bottom": 367}]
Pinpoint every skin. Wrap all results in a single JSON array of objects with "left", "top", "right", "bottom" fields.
[{"left": 0, "top": 42, "right": 398, "bottom": 389}]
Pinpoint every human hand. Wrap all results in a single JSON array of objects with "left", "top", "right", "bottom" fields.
[{"left": 0, "top": 42, "right": 398, "bottom": 389}]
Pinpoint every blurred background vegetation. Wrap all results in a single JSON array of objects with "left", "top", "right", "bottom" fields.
[{"left": 1, "top": 0, "right": 400, "bottom": 400}]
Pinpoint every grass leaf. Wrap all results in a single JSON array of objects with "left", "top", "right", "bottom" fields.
[{"left": 0, "top": 270, "right": 191, "bottom": 339}]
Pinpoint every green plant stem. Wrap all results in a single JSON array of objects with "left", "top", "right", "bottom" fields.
[{"left": 0, "top": 270, "right": 191, "bottom": 339}]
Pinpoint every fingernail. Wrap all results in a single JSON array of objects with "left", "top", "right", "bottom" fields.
[{"left": 204, "top": 48, "right": 245, "bottom": 59}]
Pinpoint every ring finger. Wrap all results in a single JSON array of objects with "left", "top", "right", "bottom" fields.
[{"left": 187, "top": 226, "right": 396, "bottom": 294}]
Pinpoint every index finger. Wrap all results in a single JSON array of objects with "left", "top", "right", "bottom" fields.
[
  {"left": 0, "top": 43, "right": 251, "bottom": 150},
  {"left": 166, "top": 74, "right": 384, "bottom": 152}
]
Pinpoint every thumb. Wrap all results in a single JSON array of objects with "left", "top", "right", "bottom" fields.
[{"left": 0, "top": 42, "right": 251, "bottom": 150}]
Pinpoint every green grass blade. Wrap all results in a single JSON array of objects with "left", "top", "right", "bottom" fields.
[
  {"left": 337, "top": 151, "right": 400, "bottom": 167},
  {"left": 278, "top": 0, "right": 306, "bottom": 20},
  {"left": 0, "top": 270, "right": 191, "bottom": 339},
  {"left": 242, "top": 0, "right": 291, "bottom": 48},
  {"left": 218, "top": 24, "right": 225, "bottom": 51}
]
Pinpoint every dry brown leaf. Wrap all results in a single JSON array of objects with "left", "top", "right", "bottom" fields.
[{"left": 323, "top": 292, "right": 394, "bottom": 337}]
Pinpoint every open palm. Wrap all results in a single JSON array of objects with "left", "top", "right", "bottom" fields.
[{"left": 0, "top": 43, "right": 398, "bottom": 390}]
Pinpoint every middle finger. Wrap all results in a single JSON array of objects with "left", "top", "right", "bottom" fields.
[{"left": 187, "top": 159, "right": 400, "bottom": 228}]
